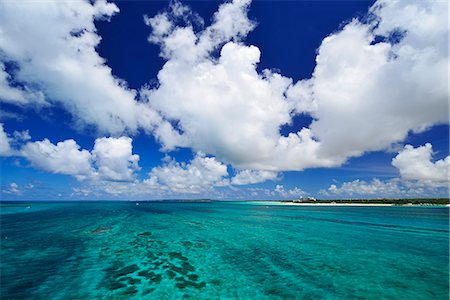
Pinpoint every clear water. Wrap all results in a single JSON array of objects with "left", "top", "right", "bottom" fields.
[{"left": 1, "top": 201, "right": 448, "bottom": 299}]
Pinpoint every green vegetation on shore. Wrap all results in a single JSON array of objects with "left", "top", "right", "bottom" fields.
[{"left": 280, "top": 198, "right": 450, "bottom": 205}]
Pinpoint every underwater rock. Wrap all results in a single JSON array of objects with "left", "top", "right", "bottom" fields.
[
  {"left": 142, "top": 288, "right": 155, "bottom": 295},
  {"left": 104, "top": 280, "right": 126, "bottom": 290},
  {"left": 138, "top": 232, "right": 152, "bottom": 237},
  {"left": 171, "top": 265, "right": 187, "bottom": 275},
  {"left": 187, "top": 274, "right": 199, "bottom": 281},
  {"left": 150, "top": 274, "right": 162, "bottom": 283},
  {"left": 115, "top": 264, "right": 139, "bottom": 277},
  {"left": 169, "top": 252, "right": 188, "bottom": 261},
  {"left": 128, "top": 277, "right": 141, "bottom": 285},
  {"left": 166, "top": 270, "right": 176, "bottom": 279},
  {"left": 182, "top": 261, "right": 195, "bottom": 272},
  {"left": 175, "top": 280, "right": 206, "bottom": 290},
  {"left": 181, "top": 241, "right": 193, "bottom": 248},
  {"left": 138, "top": 270, "right": 154, "bottom": 277},
  {"left": 138, "top": 270, "right": 162, "bottom": 283},
  {"left": 91, "top": 227, "right": 112, "bottom": 235},
  {"left": 210, "top": 279, "right": 221, "bottom": 286},
  {"left": 122, "top": 286, "right": 138, "bottom": 295}
]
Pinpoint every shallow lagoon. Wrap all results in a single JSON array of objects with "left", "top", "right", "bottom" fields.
[{"left": 1, "top": 201, "right": 448, "bottom": 299}]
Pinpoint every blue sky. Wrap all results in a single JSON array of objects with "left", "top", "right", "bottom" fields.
[{"left": 0, "top": 0, "right": 448, "bottom": 200}]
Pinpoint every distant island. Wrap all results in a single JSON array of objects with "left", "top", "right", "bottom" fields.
[{"left": 279, "top": 198, "right": 450, "bottom": 206}]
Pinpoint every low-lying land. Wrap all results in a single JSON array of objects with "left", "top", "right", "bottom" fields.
[{"left": 279, "top": 198, "right": 450, "bottom": 206}]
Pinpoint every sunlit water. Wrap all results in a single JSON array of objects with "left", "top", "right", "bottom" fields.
[{"left": 1, "top": 201, "right": 448, "bottom": 299}]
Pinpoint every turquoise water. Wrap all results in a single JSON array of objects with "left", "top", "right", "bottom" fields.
[{"left": 1, "top": 201, "right": 448, "bottom": 299}]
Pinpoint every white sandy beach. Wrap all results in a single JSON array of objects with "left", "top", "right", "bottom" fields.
[
  {"left": 279, "top": 202, "right": 394, "bottom": 206},
  {"left": 278, "top": 202, "right": 450, "bottom": 207},
  {"left": 246, "top": 201, "right": 449, "bottom": 207}
]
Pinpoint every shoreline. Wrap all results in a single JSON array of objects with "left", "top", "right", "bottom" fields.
[
  {"left": 280, "top": 202, "right": 394, "bottom": 206},
  {"left": 276, "top": 202, "right": 450, "bottom": 207}
]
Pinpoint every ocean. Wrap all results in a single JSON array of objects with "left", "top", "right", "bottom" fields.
[{"left": 1, "top": 201, "right": 448, "bottom": 299}]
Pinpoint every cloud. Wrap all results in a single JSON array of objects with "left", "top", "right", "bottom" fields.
[
  {"left": 147, "top": 153, "right": 229, "bottom": 193},
  {"left": 0, "top": 63, "right": 46, "bottom": 105},
  {"left": 2, "top": 124, "right": 141, "bottom": 182},
  {"left": 92, "top": 137, "right": 140, "bottom": 181},
  {"left": 142, "top": 0, "right": 335, "bottom": 171},
  {"left": 0, "top": 123, "right": 31, "bottom": 156},
  {"left": 392, "top": 143, "right": 449, "bottom": 185},
  {"left": 323, "top": 177, "right": 448, "bottom": 198},
  {"left": 2, "top": 182, "right": 21, "bottom": 195},
  {"left": 21, "top": 139, "right": 94, "bottom": 179},
  {"left": 231, "top": 170, "right": 278, "bottom": 185},
  {"left": 294, "top": 0, "right": 448, "bottom": 162},
  {"left": 325, "top": 179, "right": 401, "bottom": 197},
  {"left": 274, "top": 184, "right": 307, "bottom": 198},
  {"left": 1, "top": 0, "right": 447, "bottom": 173},
  {"left": 141, "top": 0, "right": 448, "bottom": 172},
  {"left": 0, "top": 123, "right": 12, "bottom": 156},
  {"left": 0, "top": 0, "right": 165, "bottom": 134}
]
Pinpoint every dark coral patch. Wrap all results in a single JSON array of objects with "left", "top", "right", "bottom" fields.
[
  {"left": 169, "top": 251, "right": 188, "bottom": 261},
  {"left": 181, "top": 241, "right": 193, "bottom": 248},
  {"left": 115, "top": 264, "right": 139, "bottom": 277},
  {"left": 122, "top": 287, "right": 138, "bottom": 295},
  {"left": 187, "top": 274, "right": 199, "bottom": 281},
  {"left": 138, "top": 232, "right": 152, "bottom": 237},
  {"left": 138, "top": 270, "right": 162, "bottom": 283},
  {"left": 142, "top": 288, "right": 155, "bottom": 295},
  {"left": 128, "top": 277, "right": 141, "bottom": 285},
  {"left": 175, "top": 280, "right": 206, "bottom": 290},
  {"left": 91, "top": 227, "right": 111, "bottom": 235},
  {"left": 166, "top": 270, "right": 176, "bottom": 279}
]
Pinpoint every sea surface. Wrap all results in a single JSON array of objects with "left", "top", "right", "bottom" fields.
[{"left": 1, "top": 201, "right": 449, "bottom": 299}]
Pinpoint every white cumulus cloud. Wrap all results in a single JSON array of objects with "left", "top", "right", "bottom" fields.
[
  {"left": 294, "top": 0, "right": 448, "bottom": 163},
  {"left": 21, "top": 139, "right": 94, "bottom": 179},
  {"left": 141, "top": 0, "right": 335, "bottom": 171},
  {"left": 0, "top": 0, "right": 165, "bottom": 134},
  {"left": 231, "top": 170, "right": 278, "bottom": 185},
  {"left": 148, "top": 153, "right": 229, "bottom": 193},
  {"left": 274, "top": 184, "right": 307, "bottom": 198},
  {"left": 0, "top": 123, "right": 12, "bottom": 156},
  {"left": 141, "top": 0, "right": 448, "bottom": 172},
  {"left": 92, "top": 137, "right": 140, "bottom": 181},
  {"left": 2, "top": 124, "right": 142, "bottom": 182},
  {"left": 392, "top": 143, "right": 449, "bottom": 185},
  {"left": 326, "top": 179, "right": 401, "bottom": 197}
]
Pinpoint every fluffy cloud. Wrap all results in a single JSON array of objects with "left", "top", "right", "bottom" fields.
[
  {"left": 392, "top": 143, "right": 449, "bottom": 185},
  {"left": 92, "top": 137, "right": 140, "bottom": 181},
  {"left": 274, "top": 185, "right": 307, "bottom": 198},
  {"left": 231, "top": 170, "right": 278, "bottom": 185},
  {"left": 0, "top": 123, "right": 31, "bottom": 156},
  {"left": 1, "top": 182, "right": 34, "bottom": 196},
  {"left": 1, "top": 123, "right": 141, "bottom": 182},
  {"left": 0, "top": 63, "right": 46, "bottom": 106},
  {"left": 0, "top": 0, "right": 165, "bottom": 134},
  {"left": 1, "top": 0, "right": 447, "bottom": 173},
  {"left": 323, "top": 178, "right": 448, "bottom": 198},
  {"left": 326, "top": 179, "right": 401, "bottom": 197},
  {"left": 142, "top": 0, "right": 448, "bottom": 172},
  {"left": 142, "top": 0, "right": 335, "bottom": 171},
  {"left": 2, "top": 182, "right": 20, "bottom": 195},
  {"left": 147, "top": 153, "right": 228, "bottom": 193},
  {"left": 0, "top": 123, "right": 12, "bottom": 156},
  {"left": 21, "top": 139, "right": 94, "bottom": 179},
  {"left": 294, "top": 0, "right": 448, "bottom": 162}
]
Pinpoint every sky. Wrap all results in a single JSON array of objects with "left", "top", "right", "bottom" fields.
[{"left": 0, "top": 0, "right": 448, "bottom": 201}]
